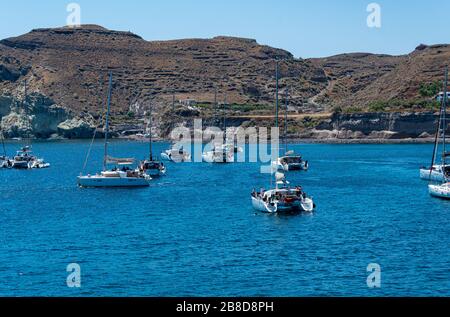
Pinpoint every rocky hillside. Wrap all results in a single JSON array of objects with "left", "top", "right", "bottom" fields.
[
  {"left": 0, "top": 25, "right": 449, "bottom": 140},
  {"left": 310, "top": 44, "right": 450, "bottom": 110},
  {"left": 0, "top": 25, "right": 327, "bottom": 138}
]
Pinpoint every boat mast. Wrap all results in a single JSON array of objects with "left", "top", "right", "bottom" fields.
[
  {"left": 103, "top": 72, "right": 113, "bottom": 171},
  {"left": 0, "top": 128, "right": 6, "bottom": 157},
  {"left": 149, "top": 98, "right": 153, "bottom": 161},
  {"left": 442, "top": 66, "right": 448, "bottom": 166},
  {"left": 275, "top": 60, "right": 279, "bottom": 130},
  {"left": 284, "top": 87, "right": 289, "bottom": 155},
  {"left": 223, "top": 94, "right": 227, "bottom": 145}
]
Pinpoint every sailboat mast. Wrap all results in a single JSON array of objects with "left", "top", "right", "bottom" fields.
[
  {"left": 284, "top": 87, "right": 289, "bottom": 154},
  {"left": 103, "top": 72, "right": 113, "bottom": 171},
  {"left": 275, "top": 60, "right": 279, "bottom": 130},
  {"left": 149, "top": 99, "right": 153, "bottom": 161},
  {"left": 443, "top": 66, "right": 448, "bottom": 165},
  {"left": 0, "top": 128, "right": 6, "bottom": 157}
]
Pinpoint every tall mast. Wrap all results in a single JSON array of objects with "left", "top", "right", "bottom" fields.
[
  {"left": 284, "top": 87, "right": 289, "bottom": 154},
  {"left": 442, "top": 66, "right": 448, "bottom": 166},
  {"left": 223, "top": 94, "right": 227, "bottom": 139},
  {"left": 103, "top": 72, "right": 113, "bottom": 171},
  {"left": 275, "top": 60, "right": 279, "bottom": 129},
  {"left": 149, "top": 98, "right": 153, "bottom": 161},
  {"left": 214, "top": 87, "right": 218, "bottom": 126}
]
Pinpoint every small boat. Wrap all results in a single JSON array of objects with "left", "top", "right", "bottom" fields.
[
  {"left": 77, "top": 72, "right": 151, "bottom": 188},
  {"left": 272, "top": 82, "right": 308, "bottom": 172},
  {"left": 421, "top": 67, "right": 449, "bottom": 182},
  {"left": 11, "top": 146, "right": 50, "bottom": 169},
  {"left": 251, "top": 172, "right": 315, "bottom": 213},
  {"left": 429, "top": 182, "right": 450, "bottom": 199},
  {"left": 140, "top": 101, "right": 166, "bottom": 177}
]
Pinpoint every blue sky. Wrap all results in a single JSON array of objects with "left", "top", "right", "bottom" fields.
[{"left": 0, "top": 0, "right": 448, "bottom": 58}]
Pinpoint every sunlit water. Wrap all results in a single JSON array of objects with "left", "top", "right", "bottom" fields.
[{"left": 0, "top": 140, "right": 449, "bottom": 296}]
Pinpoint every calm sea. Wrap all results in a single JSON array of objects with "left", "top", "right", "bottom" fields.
[{"left": 0, "top": 140, "right": 449, "bottom": 296}]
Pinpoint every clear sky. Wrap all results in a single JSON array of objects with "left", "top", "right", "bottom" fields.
[{"left": 0, "top": 0, "right": 448, "bottom": 58}]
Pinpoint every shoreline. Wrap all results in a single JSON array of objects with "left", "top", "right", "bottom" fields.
[{"left": 2, "top": 137, "right": 436, "bottom": 144}]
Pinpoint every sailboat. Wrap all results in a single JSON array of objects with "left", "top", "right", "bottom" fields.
[
  {"left": 251, "top": 60, "right": 315, "bottom": 213},
  {"left": 272, "top": 81, "right": 308, "bottom": 172},
  {"left": 420, "top": 67, "right": 450, "bottom": 183},
  {"left": 160, "top": 92, "right": 191, "bottom": 162},
  {"left": 251, "top": 172, "right": 315, "bottom": 213},
  {"left": 428, "top": 67, "right": 450, "bottom": 199},
  {"left": 202, "top": 91, "right": 234, "bottom": 163},
  {"left": 77, "top": 72, "right": 151, "bottom": 188},
  {"left": 139, "top": 100, "right": 166, "bottom": 177},
  {"left": 10, "top": 80, "right": 50, "bottom": 170}
]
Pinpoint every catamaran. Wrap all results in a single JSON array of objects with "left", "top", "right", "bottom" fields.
[
  {"left": 251, "top": 172, "right": 315, "bottom": 213},
  {"left": 161, "top": 93, "right": 191, "bottom": 163},
  {"left": 420, "top": 67, "right": 450, "bottom": 184},
  {"left": 427, "top": 67, "right": 450, "bottom": 199},
  {"left": 139, "top": 101, "right": 166, "bottom": 177},
  {"left": 11, "top": 146, "right": 50, "bottom": 169},
  {"left": 77, "top": 72, "right": 151, "bottom": 188},
  {"left": 252, "top": 60, "right": 315, "bottom": 213},
  {"left": 272, "top": 74, "right": 308, "bottom": 172}
]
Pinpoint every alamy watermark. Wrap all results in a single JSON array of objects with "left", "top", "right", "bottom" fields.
[
  {"left": 67, "top": 263, "right": 81, "bottom": 288},
  {"left": 66, "top": 3, "right": 81, "bottom": 27},
  {"left": 367, "top": 263, "right": 381, "bottom": 288},
  {"left": 367, "top": 3, "right": 381, "bottom": 28}
]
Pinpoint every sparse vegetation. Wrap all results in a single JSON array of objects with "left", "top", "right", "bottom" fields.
[{"left": 419, "top": 81, "right": 441, "bottom": 98}]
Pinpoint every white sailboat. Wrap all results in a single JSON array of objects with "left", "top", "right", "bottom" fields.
[
  {"left": 140, "top": 101, "right": 166, "bottom": 177},
  {"left": 251, "top": 172, "right": 315, "bottom": 213},
  {"left": 252, "top": 60, "right": 315, "bottom": 214},
  {"left": 161, "top": 93, "right": 191, "bottom": 163},
  {"left": 272, "top": 72, "right": 308, "bottom": 172},
  {"left": 202, "top": 92, "right": 234, "bottom": 163},
  {"left": 420, "top": 67, "right": 450, "bottom": 183},
  {"left": 77, "top": 72, "right": 151, "bottom": 188},
  {"left": 427, "top": 67, "right": 450, "bottom": 199}
]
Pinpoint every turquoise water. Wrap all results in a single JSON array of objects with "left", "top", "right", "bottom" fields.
[{"left": 0, "top": 141, "right": 449, "bottom": 296}]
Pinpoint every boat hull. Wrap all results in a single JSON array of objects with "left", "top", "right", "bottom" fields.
[
  {"left": 77, "top": 176, "right": 150, "bottom": 188},
  {"left": 420, "top": 168, "right": 446, "bottom": 182},
  {"left": 251, "top": 196, "right": 314, "bottom": 213},
  {"left": 429, "top": 183, "right": 450, "bottom": 199}
]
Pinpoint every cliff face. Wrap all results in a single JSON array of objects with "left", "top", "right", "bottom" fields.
[{"left": 310, "top": 112, "right": 444, "bottom": 140}]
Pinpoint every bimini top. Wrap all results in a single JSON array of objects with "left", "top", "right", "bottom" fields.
[{"left": 106, "top": 156, "right": 135, "bottom": 165}]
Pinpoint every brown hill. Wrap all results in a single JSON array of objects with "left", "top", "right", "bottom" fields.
[
  {"left": 0, "top": 25, "right": 326, "bottom": 117},
  {"left": 310, "top": 44, "right": 450, "bottom": 110}
]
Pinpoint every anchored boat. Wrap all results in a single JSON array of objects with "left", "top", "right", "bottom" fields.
[
  {"left": 77, "top": 72, "right": 151, "bottom": 188},
  {"left": 140, "top": 101, "right": 166, "bottom": 177},
  {"left": 202, "top": 91, "right": 234, "bottom": 163},
  {"left": 252, "top": 60, "right": 315, "bottom": 214},
  {"left": 251, "top": 172, "right": 315, "bottom": 213},
  {"left": 11, "top": 146, "right": 50, "bottom": 169},
  {"left": 427, "top": 67, "right": 450, "bottom": 199},
  {"left": 420, "top": 67, "right": 449, "bottom": 183},
  {"left": 271, "top": 68, "right": 308, "bottom": 172}
]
